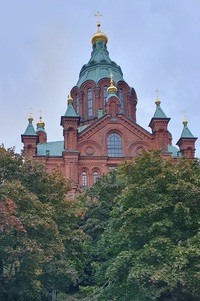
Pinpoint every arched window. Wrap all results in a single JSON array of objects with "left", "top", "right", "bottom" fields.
[
  {"left": 75, "top": 94, "right": 79, "bottom": 115},
  {"left": 82, "top": 171, "right": 87, "bottom": 187},
  {"left": 93, "top": 171, "right": 98, "bottom": 183},
  {"left": 104, "top": 86, "right": 108, "bottom": 105},
  {"left": 107, "top": 133, "right": 122, "bottom": 157},
  {"left": 87, "top": 88, "right": 92, "bottom": 116},
  {"left": 118, "top": 89, "right": 123, "bottom": 113}
]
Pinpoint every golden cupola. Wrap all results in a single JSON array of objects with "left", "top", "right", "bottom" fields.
[{"left": 91, "top": 22, "right": 108, "bottom": 45}]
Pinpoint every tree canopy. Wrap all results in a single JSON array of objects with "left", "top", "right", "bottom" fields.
[
  {"left": 0, "top": 146, "right": 87, "bottom": 301},
  {"left": 1, "top": 146, "right": 200, "bottom": 301},
  {"left": 82, "top": 151, "right": 200, "bottom": 301}
]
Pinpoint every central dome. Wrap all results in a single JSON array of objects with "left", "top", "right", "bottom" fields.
[{"left": 76, "top": 23, "right": 124, "bottom": 87}]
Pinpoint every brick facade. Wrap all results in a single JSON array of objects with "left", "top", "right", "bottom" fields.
[{"left": 21, "top": 24, "right": 197, "bottom": 191}]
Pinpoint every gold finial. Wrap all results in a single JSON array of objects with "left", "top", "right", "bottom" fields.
[
  {"left": 67, "top": 92, "right": 73, "bottom": 104},
  {"left": 39, "top": 110, "right": 42, "bottom": 121},
  {"left": 94, "top": 11, "right": 102, "bottom": 31},
  {"left": 155, "top": 89, "right": 161, "bottom": 105},
  {"left": 107, "top": 73, "right": 118, "bottom": 94},
  {"left": 182, "top": 111, "right": 188, "bottom": 125},
  {"left": 28, "top": 107, "right": 33, "bottom": 122}
]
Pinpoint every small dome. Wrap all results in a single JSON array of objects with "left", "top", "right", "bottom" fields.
[
  {"left": 107, "top": 80, "right": 118, "bottom": 94},
  {"left": 91, "top": 23, "right": 108, "bottom": 45},
  {"left": 37, "top": 116, "right": 45, "bottom": 129},
  {"left": 67, "top": 93, "right": 73, "bottom": 104}
]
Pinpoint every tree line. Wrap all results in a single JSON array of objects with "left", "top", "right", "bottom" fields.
[{"left": 0, "top": 145, "right": 200, "bottom": 300}]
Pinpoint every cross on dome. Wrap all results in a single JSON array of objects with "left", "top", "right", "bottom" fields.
[
  {"left": 94, "top": 11, "right": 102, "bottom": 24},
  {"left": 155, "top": 89, "right": 161, "bottom": 105}
]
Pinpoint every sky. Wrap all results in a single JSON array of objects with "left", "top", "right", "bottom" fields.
[{"left": 0, "top": 0, "right": 200, "bottom": 157}]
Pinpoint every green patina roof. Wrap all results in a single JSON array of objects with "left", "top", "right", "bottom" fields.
[
  {"left": 64, "top": 102, "right": 77, "bottom": 117},
  {"left": 37, "top": 124, "right": 90, "bottom": 156},
  {"left": 153, "top": 103, "right": 168, "bottom": 118},
  {"left": 181, "top": 122, "right": 195, "bottom": 138},
  {"left": 77, "top": 39, "right": 124, "bottom": 87},
  {"left": 167, "top": 144, "right": 181, "bottom": 158},
  {"left": 24, "top": 118, "right": 37, "bottom": 135},
  {"left": 37, "top": 141, "right": 64, "bottom": 156},
  {"left": 78, "top": 124, "right": 90, "bottom": 133}
]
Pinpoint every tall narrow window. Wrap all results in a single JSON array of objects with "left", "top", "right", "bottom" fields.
[
  {"left": 75, "top": 94, "right": 79, "bottom": 115},
  {"left": 104, "top": 86, "right": 108, "bottom": 105},
  {"left": 87, "top": 88, "right": 92, "bottom": 116},
  {"left": 93, "top": 171, "right": 98, "bottom": 183},
  {"left": 107, "top": 133, "right": 122, "bottom": 157},
  {"left": 82, "top": 171, "right": 87, "bottom": 187},
  {"left": 118, "top": 89, "right": 123, "bottom": 113}
]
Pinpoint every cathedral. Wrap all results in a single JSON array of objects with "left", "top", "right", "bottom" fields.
[{"left": 21, "top": 21, "right": 197, "bottom": 191}]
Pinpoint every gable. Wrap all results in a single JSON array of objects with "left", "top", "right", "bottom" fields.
[{"left": 77, "top": 114, "right": 153, "bottom": 157}]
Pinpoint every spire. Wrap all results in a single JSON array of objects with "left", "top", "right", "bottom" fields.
[
  {"left": 23, "top": 113, "right": 37, "bottom": 135},
  {"left": 180, "top": 117, "right": 195, "bottom": 138},
  {"left": 176, "top": 116, "right": 197, "bottom": 158},
  {"left": 64, "top": 93, "right": 77, "bottom": 117},
  {"left": 107, "top": 73, "right": 118, "bottom": 94},
  {"left": 153, "top": 90, "right": 168, "bottom": 118}
]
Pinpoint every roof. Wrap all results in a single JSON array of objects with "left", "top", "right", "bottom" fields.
[
  {"left": 181, "top": 122, "right": 195, "bottom": 138},
  {"left": 64, "top": 103, "right": 77, "bottom": 117},
  {"left": 153, "top": 103, "right": 168, "bottom": 118},
  {"left": 23, "top": 119, "right": 37, "bottom": 135},
  {"left": 167, "top": 144, "right": 181, "bottom": 158},
  {"left": 37, "top": 141, "right": 64, "bottom": 156},
  {"left": 78, "top": 124, "right": 90, "bottom": 133},
  {"left": 76, "top": 38, "right": 124, "bottom": 87}
]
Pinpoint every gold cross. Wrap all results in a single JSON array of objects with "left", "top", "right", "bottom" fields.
[
  {"left": 94, "top": 11, "right": 102, "bottom": 24},
  {"left": 182, "top": 110, "right": 187, "bottom": 122},
  {"left": 156, "top": 89, "right": 159, "bottom": 100},
  {"left": 39, "top": 110, "right": 42, "bottom": 121},
  {"left": 29, "top": 107, "right": 32, "bottom": 118}
]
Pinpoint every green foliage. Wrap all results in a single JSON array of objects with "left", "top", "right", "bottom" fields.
[
  {"left": 84, "top": 151, "right": 200, "bottom": 301},
  {"left": 0, "top": 146, "right": 88, "bottom": 301},
  {"left": 2, "top": 146, "right": 200, "bottom": 300}
]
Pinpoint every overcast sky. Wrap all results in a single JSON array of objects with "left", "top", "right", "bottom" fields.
[{"left": 0, "top": 0, "right": 200, "bottom": 157}]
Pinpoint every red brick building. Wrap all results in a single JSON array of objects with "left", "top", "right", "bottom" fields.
[{"left": 21, "top": 22, "right": 197, "bottom": 191}]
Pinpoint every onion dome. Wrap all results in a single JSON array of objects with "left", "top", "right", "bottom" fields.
[
  {"left": 91, "top": 22, "right": 108, "bottom": 45},
  {"left": 36, "top": 116, "right": 45, "bottom": 129},
  {"left": 107, "top": 74, "right": 118, "bottom": 94},
  {"left": 36, "top": 114, "right": 46, "bottom": 135},
  {"left": 67, "top": 93, "right": 73, "bottom": 104},
  {"left": 76, "top": 22, "right": 124, "bottom": 87}
]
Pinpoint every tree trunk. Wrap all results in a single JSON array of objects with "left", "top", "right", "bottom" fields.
[{"left": 52, "top": 289, "right": 56, "bottom": 301}]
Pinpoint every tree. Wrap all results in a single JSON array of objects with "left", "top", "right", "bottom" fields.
[
  {"left": 0, "top": 146, "right": 88, "bottom": 301},
  {"left": 87, "top": 151, "right": 200, "bottom": 301}
]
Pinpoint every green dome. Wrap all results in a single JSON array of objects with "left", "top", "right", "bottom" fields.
[{"left": 76, "top": 29, "right": 124, "bottom": 87}]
